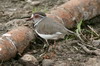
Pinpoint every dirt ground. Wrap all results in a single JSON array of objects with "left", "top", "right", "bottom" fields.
[{"left": 0, "top": 0, "right": 100, "bottom": 66}]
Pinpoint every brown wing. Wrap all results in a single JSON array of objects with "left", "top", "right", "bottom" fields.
[{"left": 36, "top": 17, "right": 72, "bottom": 35}]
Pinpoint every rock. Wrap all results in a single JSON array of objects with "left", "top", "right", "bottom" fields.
[
  {"left": 42, "top": 59, "right": 54, "bottom": 66},
  {"left": 54, "top": 61, "right": 67, "bottom": 66},
  {"left": 19, "top": 54, "right": 38, "bottom": 66}
]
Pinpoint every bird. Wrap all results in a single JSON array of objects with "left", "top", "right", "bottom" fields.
[{"left": 26, "top": 12, "right": 76, "bottom": 51}]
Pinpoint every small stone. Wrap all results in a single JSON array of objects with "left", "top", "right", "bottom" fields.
[
  {"left": 42, "top": 59, "right": 54, "bottom": 66},
  {"left": 19, "top": 54, "right": 38, "bottom": 66},
  {"left": 31, "top": 1, "right": 41, "bottom": 6},
  {"left": 67, "top": 58, "right": 72, "bottom": 61},
  {"left": 26, "top": 0, "right": 41, "bottom": 6}
]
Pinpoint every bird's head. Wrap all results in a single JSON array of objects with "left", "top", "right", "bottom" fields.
[{"left": 26, "top": 12, "right": 46, "bottom": 24}]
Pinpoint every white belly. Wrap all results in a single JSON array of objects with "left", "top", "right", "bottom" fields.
[{"left": 35, "top": 30, "right": 62, "bottom": 40}]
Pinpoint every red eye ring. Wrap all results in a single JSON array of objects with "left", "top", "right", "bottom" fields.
[{"left": 34, "top": 14, "right": 40, "bottom": 18}]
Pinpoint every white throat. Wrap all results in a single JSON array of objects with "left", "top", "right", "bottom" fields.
[{"left": 34, "top": 17, "right": 46, "bottom": 27}]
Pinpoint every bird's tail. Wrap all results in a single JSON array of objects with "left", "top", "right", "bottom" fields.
[
  {"left": 65, "top": 28, "right": 84, "bottom": 42},
  {"left": 65, "top": 28, "right": 76, "bottom": 34}
]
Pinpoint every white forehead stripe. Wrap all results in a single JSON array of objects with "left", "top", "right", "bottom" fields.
[
  {"left": 31, "top": 14, "right": 34, "bottom": 18},
  {"left": 2, "top": 33, "right": 11, "bottom": 37}
]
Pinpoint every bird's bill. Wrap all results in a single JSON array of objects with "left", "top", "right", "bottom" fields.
[
  {"left": 26, "top": 14, "right": 34, "bottom": 21},
  {"left": 26, "top": 17, "right": 33, "bottom": 21}
]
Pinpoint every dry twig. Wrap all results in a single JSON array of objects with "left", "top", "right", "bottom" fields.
[
  {"left": 77, "top": 43, "right": 100, "bottom": 56},
  {"left": 87, "top": 25, "right": 99, "bottom": 37}
]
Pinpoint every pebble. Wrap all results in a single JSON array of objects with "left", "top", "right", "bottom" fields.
[{"left": 19, "top": 54, "right": 38, "bottom": 66}]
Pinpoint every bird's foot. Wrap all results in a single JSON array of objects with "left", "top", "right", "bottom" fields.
[
  {"left": 43, "top": 43, "right": 49, "bottom": 51},
  {"left": 39, "top": 44, "right": 49, "bottom": 57},
  {"left": 39, "top": 51, "right": 46, "bottom": 57}
]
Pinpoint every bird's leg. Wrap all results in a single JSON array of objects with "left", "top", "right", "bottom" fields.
[
  {"left": 52, "top": 40, "right": 56, "bottom": 51},
  {"left": 40, "top": 40, "right": 49, "bottom": 57},
  {"left": 43, "top": 40, "right": 49, "bottom": 51}
]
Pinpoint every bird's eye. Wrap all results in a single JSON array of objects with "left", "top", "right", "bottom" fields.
[{"left": 34, "top": 14, "right": 40, "bottom": 18}]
